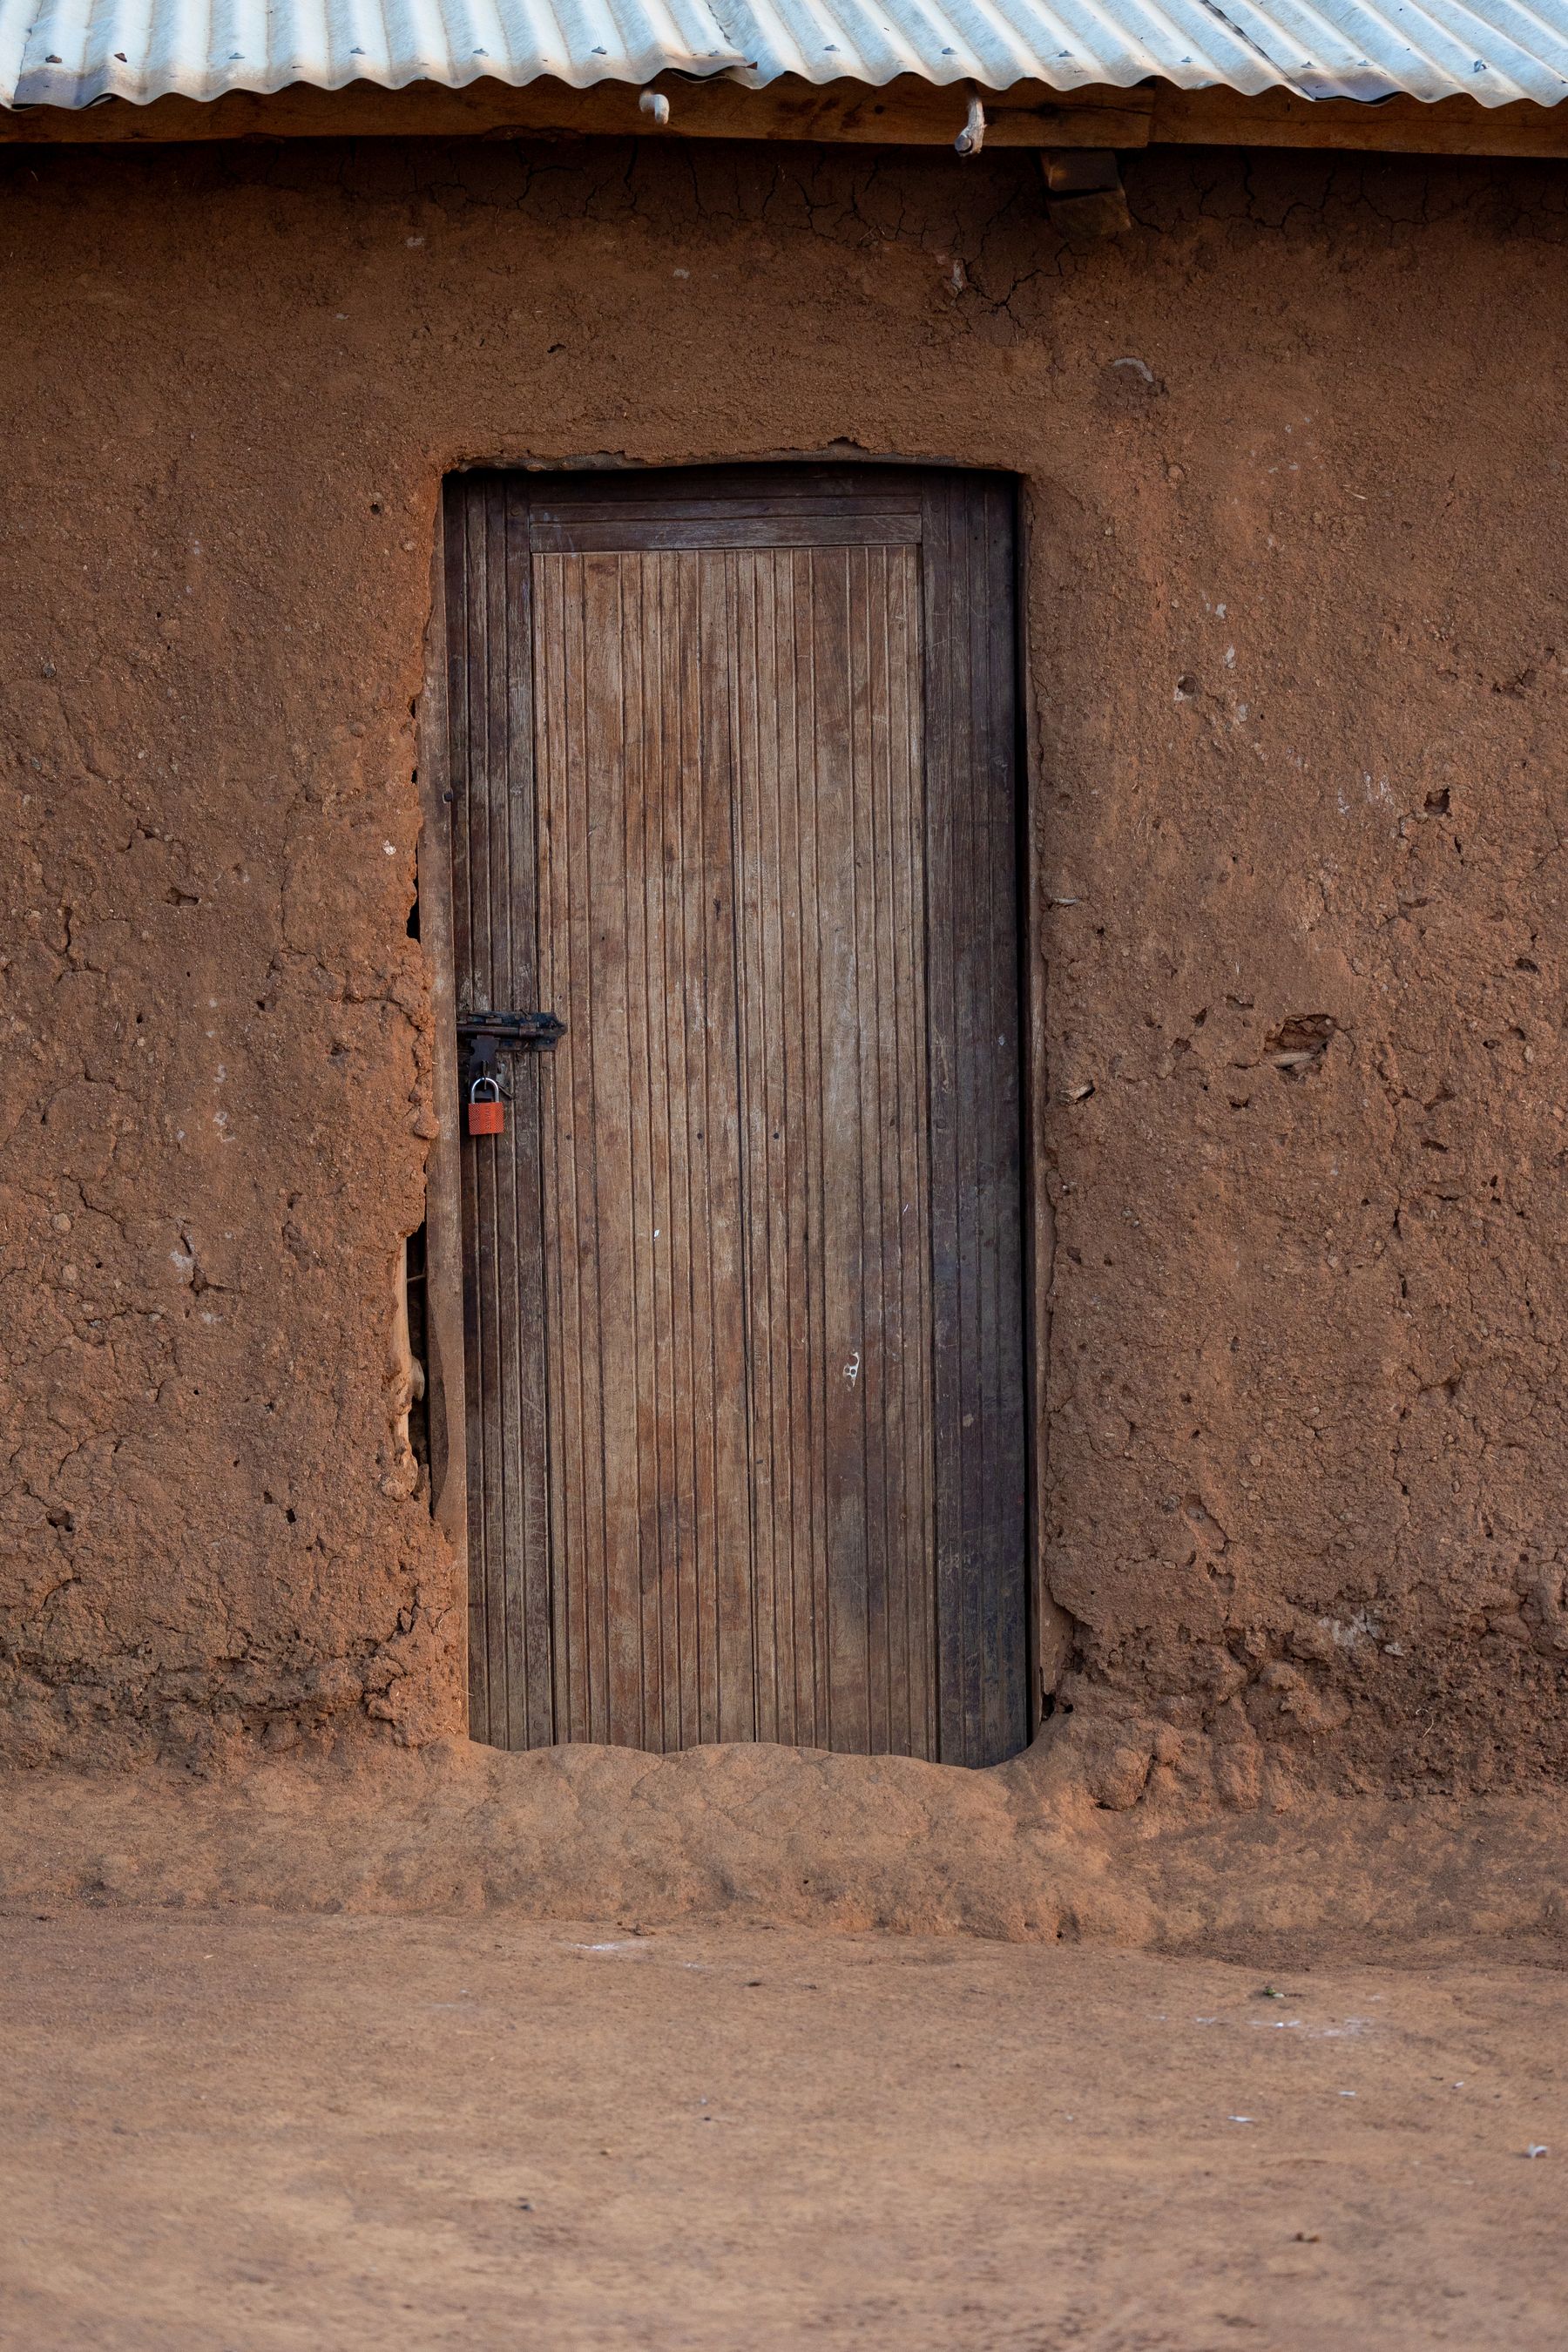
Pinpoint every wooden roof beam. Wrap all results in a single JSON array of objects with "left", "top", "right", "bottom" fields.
[{"left": 1, "top": 73, "right": 1565, "bottom": 159}]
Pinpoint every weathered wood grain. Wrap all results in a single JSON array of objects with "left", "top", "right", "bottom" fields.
[
  {"left": 445, "top": 476, "right": 554, "bottom": 1748},
  {"left": 8, "top": 75, "right": 1565, "bottom": 159},
  {"left": 447, "top": 466, "right": 1027, "bottom": 1761}
]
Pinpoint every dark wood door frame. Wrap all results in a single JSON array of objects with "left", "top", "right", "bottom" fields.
[{"left": 414, "top": 456, "right": 1069, "bottom": 1754}]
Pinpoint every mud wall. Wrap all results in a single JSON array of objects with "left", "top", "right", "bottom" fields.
[{"left": 2, "top": 135, "right": 1565, "bottom": 1800}]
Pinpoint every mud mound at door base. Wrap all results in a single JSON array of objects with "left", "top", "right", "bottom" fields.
[{"left": 3, "top": 1740, "right": 1565, "bottom": 1954}]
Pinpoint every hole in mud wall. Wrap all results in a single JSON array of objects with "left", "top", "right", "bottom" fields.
[
  {"left": 399, "top": 793, "right": 429, "bottom": 1494},
  {"left": 404, "top": 1225, "right": 430, "bottom": 1488},
  {"left": 1266, "top": 1013, "right": 1339, "bottom": 1082}
]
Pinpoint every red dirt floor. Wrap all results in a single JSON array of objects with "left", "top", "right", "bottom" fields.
[{"left": 4, "top": 1905, "right": 1564, "bottom": 2350}]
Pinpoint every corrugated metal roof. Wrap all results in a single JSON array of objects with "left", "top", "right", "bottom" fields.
[{"left": 3, "top": 0, "right": 1566, "bottom": 114}]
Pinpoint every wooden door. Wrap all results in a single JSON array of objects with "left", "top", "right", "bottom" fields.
[{"left": 443, "top": 467, "right": 1027, "bottom": 1766}]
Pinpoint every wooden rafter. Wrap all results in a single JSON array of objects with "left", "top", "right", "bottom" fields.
[{"left": 3, "top": 71, "right": 1565, "bottom": 157}]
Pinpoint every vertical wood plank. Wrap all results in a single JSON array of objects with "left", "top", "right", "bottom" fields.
[
  {"left": 922, "top": 474, "right": 1030, "bottom": 1767},
  {"left": 664, "top": 551, "right": 704, "bottom": 1749},
  {"left": 445, "top": 475, "right": 554, "bottom": 1753},
  {"left": 502, "top": 479, "right": 553, "bottom": 1750},
  {"left": 534, "top": 550, "right": 576, "bottom": 1741},
  {"left": 696, "top": 551, "right": 757, "bottom": 1742},
  {"left": 732, "top": 550, "right": 782, "bottom": 1744},
  {"left": 886, "top": 544, "right": 936, "bottom": 1759},
  {"left": 444, "top": 482, "right": 487, "bottom": 1748}
]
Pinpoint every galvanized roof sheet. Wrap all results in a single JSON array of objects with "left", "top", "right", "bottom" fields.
[{"left": 3, "top": 0, "right": 1566, "bottom": 112}]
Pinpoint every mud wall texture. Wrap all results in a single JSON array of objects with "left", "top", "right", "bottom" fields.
[{"left": 2, "top": 135, "right": 1565, "bottom": 1801}]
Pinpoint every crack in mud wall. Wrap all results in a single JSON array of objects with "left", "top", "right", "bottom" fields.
[{"left": 1, "top": 138, "right": 1565, "bottom": 1798}]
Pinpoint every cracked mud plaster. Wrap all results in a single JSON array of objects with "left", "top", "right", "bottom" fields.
[{"left": 1, "top": 138, "right": 1565, "bottom": 1800}]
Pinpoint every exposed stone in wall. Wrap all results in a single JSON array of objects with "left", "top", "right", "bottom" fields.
[{"left": 1, "top": 135, "right": 1565, "bottom": 1794}]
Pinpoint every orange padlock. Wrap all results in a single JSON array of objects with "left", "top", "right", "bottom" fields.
[{"left": 467, "top": 1077, "right": 505, "bottom": 1137}]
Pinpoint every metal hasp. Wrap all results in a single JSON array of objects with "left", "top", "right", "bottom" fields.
[{"left": 457, "top": 1010, "right": 565, "bottom": 1095}]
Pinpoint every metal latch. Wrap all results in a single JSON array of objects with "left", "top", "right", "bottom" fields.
[{"left": 457, "top": 1010, "right": 566, "bottom": 1098}]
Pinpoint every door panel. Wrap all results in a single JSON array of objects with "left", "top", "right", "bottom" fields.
[{"left": 444, "top": 467, "right": 1026, "bottom": 1764}]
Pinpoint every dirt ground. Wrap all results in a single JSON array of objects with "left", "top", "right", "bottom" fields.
[
  {"left": 3, "top": 1743, "right": 1565, "bottom": 1947},
  {"left": 3, "top": 1906, "right": 1563, "bottom": 2352},
  {"left": 3, "top": 1758, "right": 1564, "bottom": 2344}
]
